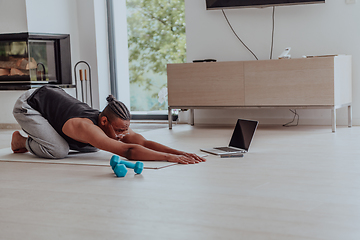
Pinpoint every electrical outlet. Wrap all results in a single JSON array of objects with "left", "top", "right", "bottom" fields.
[{"left": 345, "top": 0, "right": 356, "bottom": 4}]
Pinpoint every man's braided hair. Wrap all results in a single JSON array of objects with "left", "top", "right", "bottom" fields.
[{"left": 100, "top": 95, "right": 131, "bottom": 122}]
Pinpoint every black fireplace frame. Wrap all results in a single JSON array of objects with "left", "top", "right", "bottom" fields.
[{"left": 0, "top": 32, "right": 73, "bottom": 90}]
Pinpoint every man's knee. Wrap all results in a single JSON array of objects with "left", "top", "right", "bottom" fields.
[
  {"left": 48, "top": 144, "right": 69, "bottom": 159},
  {"left": 28, "top": 139, "right": 69, "bottom": 159}
]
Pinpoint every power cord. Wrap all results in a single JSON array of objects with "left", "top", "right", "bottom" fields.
[
  {"left": 283, "top": 109, "right": 299, "bottom": 127},
  {"left": 222, "top": 9, "right": 258, "bottom": 60},
  {"left": 270, "top": 6, "right": 275, "bottom": 59},
  {"left": 222, "top": 7, "right": 276, "bottom": 61}
]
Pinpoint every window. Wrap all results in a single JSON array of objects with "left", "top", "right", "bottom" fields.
[{"left": 126, "top": 0, "right": 186, "bottom": 114}]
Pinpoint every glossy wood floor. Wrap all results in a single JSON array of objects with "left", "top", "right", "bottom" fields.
[{"left": 1, "top": 123, "right": 360, "bottom": 240}]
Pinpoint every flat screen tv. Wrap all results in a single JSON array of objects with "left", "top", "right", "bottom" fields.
[{"left": 206, "top": 0, "right": 325, "bottom": 9}]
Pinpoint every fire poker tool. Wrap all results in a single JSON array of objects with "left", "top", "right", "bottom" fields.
[
  {"left": 74, "top": 61, "right": 93, "bottom": 107},
  {"left": 85, "top": 69, "right": 88, "bottom": 104},
  {"left": 79, "top": 69, "right": 84, "bottom": 102}
]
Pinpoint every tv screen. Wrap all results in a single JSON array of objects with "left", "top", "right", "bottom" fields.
[{"left": 206, "top": 0, "right": 325, "bottom": 9}]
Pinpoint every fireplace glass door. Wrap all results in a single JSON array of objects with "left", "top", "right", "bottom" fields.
[
  {"left": 0, "top": 32, "right": 72, "bottom": 90},
  {"left": 28, "top": 40, "right": 57, "bottom": 82},
  {"left": 0, "top": 39, "right": 57, "bottom": 83}
]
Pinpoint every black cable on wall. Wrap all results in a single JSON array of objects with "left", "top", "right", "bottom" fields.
[
  {"left": 270, "top": 6, "right": 275, "bottom": 59},
  {"left": 222, "top": 9, "right": 259, "bottom": 60},
  {"left": 222, "top": 7, "right": 276, "bottom": 61}
]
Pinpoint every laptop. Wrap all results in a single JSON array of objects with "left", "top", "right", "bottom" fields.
[{"left": 200, "top": 119, "right": 258, "bottom": 156}]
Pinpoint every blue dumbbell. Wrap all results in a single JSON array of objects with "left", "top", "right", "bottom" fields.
[
  {"left": 113, "top": 164, "right": 128, "bottom": 177},
  {"left": 110, "top": 155, "right": 144, "bottom": 174},
  {"left": 110, "top": 155, "right": 121, "bottom": 170},
  {"left": 110, "top": 155, "right": 127, "bottom": 177}
]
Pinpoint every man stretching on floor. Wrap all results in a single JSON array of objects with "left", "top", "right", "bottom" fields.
[{"left": 11, "top": 85, "right": 205, "bottom": 164}]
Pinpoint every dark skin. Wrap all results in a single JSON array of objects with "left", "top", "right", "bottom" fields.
[{"left": 12, "top": 115, "right": 206, "bottom": 164}]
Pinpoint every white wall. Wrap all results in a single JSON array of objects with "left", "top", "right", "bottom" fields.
[
  {"left": 0, "top": 0, "right": 28, "bottom": 33},
  {"left": 76, "top": 0, "right": 110, "bottom": 110},
  {"left": 0, "top": 0, "right": 29, "bottom": 124},
  {"left": 184, "top": 0, "right": 360, "bottom": 126},
  {"left": 25, "top": 0, "right": 108, "bottom": 110},
  {"left": 25, "top": 0, "right": 81, "bottom": 73},
  {"left": 24, "top": 0, "right": 128, "bottom": 110},
  {"left": 0, "top": 0, "right": 120, "bottom": 124}
]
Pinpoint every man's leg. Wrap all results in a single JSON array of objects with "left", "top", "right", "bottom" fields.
[{"left": 12, "top": 89, "right": 70, "bottom": 159}]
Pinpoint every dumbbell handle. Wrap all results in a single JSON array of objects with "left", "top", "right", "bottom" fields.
[
  {"left": 119, "top": 160, "right": 136, "bottom": 168},
  {"left": 111, "top": 156, "right": 139, "bottom": 169},
  {"left": 119, "top": 160, "right": 143, "bottom": 174}
]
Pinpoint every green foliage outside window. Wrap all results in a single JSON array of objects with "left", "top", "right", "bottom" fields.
[{"left": 126, "top": 0, "right": 186, "bottom": 111}]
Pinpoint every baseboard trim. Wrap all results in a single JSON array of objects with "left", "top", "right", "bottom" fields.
[{"left": 0, "top": 123, "right": 21, "bottom": 129}]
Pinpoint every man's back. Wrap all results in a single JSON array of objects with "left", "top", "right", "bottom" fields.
[{"left": 27, "top": 85, "right": 100, "bottom": 150}]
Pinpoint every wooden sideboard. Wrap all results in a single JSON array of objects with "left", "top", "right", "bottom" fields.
[{"left": 167, "top": 55, "right": 352, "bottom": 132}]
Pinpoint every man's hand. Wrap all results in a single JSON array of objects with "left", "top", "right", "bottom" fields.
[
  {"left": 167, "top": 153, "right": 206, "bottom": 164},
  {"left": 181, "top": 152, "right": 206, "bottom": 162}
]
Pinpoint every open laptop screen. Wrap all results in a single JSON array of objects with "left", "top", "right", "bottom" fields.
[{"left": 229, "top": 119, "right": 258, "bottom": 151}]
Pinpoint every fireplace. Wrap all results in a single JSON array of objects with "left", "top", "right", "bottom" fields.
[{"left": 0, "top": 32, "right": 72, "bottom": 90}]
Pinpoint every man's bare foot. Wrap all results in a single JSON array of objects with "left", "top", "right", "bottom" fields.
[{"left": 11, "top": 131, "right": 28, "bottom": 153}]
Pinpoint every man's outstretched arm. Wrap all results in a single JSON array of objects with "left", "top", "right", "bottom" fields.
[
  {"left": 122, "top": 129, "right": 206, "bottom": 162},
  {"left": 62, "top": 118, "right": 202, "bottom": 164}
]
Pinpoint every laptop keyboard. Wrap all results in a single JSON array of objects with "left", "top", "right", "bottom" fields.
[{"left": 214, "top": 147, "right": 241, "bottom": 152}]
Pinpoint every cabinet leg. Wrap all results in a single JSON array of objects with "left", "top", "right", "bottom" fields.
[
  {"left": 168, "top": 107, "right": 172, "bottom": 129},
  {"left": 190, "top": 109, "right": 194, "bottom": 126},
  {"left": 331, "top": 108, "right": 336, "bottom": 133},
  {"left": 348, "top": 105, "right": 352, "bottom": 128}
]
